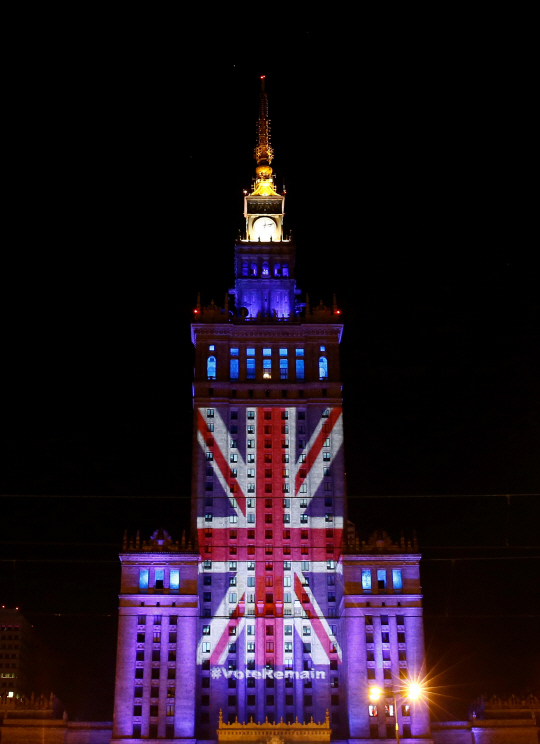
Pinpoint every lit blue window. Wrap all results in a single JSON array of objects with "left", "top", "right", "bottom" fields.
[
  {"left": 246, "top": 348, "right": 255, "bottom": 356},
  {"left": 320, "top": 345, "right": 326, "bottom": 352},
  {"left": 274, "top": 263, "right": 281, "bottom": 276},
  {"left": 279, "top": 348, "right": 288, "bottom": 356},
  {"left": 139, "top": 569, "right": 149, "bottom": 590},
  {"left": 392, "top": 569, "right": 403, "bottom": 592},
  {"left": 207, "top": 356, "right": 216, "bottom": 380},
  {"left": 377, "top": 569, "right": 387, "bottom": 590},
  {"left": 263, "top": 348, "right": 272, "bottom": 356},
  {"left": 209, "top": 345, "right": 215, "bottom": 351},
  {"left": 262, "top": 261, "right": 269, "bottom": 276},
  {"left": 319, "top": 356, "right": 328, "bottom": 380},
  {"left": 155, "top": 569, "right": 164, "bottom": 587},
  {"left": 263, "top": 359, "right": 272, "bottom": 379},
  {"left": 170, "top": 570, "right": 180, "bottom": 593},
  {"left": 230, "top": 359, "right": 239, "bottom": 380},
  {"left": 283, "top": 264, "right": 289, "bottom": 277},
  {"left": 242, "top": 262, "right": 248, "bottom": 277},
  {"left": 251, "top": 262, "right": 257, "bottom": 276},
  {"left": 361, "top": 569, "right": 371, "bottom": 592},
  {"left": 280, "top": 359, "right": 288, "bottom": 379},
  {"left": 247, "top": 359, "right": 255, "bottom": 379},
  {"left": 296, "top": 359, "right": 305, "bottom": 380},
  {"left": 296, "top": 348, "right": 304, "bottom": 356},
  {"left": 230, "top": 348, "right": 239, "bottom": 356}
]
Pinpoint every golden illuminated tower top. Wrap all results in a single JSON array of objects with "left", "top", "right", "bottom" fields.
[{"left": 251, "top": 75, "right": 278, "bottom": 197}]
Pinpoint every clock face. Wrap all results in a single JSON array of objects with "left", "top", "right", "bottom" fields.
[{"left": 252, "top": 216, "right": 277, "bottom": 241}]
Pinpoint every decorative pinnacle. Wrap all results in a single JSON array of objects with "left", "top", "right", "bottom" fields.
[{"left": 254, "top": 75, "right": 274, "bottom": 171}]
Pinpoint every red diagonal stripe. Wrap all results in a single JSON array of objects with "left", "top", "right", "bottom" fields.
[
  {"left": 197, "top": 408, "right": 246, "bottom": 517},
  {"left": 295, "top": 407, "right": 342, "bottom": 496},
  {"left": 209, "top": 592, "right": 244, "bottom": 665},
  {"left": 294, "top": 573, "right": 338, "bottom": 664}
]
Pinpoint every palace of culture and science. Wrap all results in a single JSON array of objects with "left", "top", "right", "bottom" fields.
[{"left": 109, "top": 78, "right": 432, "bottom": 743}]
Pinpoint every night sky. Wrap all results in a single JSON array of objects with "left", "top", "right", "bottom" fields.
[{"left": 2, "top": 18, "right": 538, "bottom": 723}]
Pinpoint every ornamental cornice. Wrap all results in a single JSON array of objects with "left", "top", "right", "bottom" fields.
[{"left": 192, "top": 324, "right": 343, "bottom": 340}]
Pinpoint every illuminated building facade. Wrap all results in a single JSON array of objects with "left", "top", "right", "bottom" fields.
[
  {"left": 111, "top": 79, "right": 432, "bottom": 742},
  {"left": 0, "top": 608, "right": 33, "bottom": 700}
]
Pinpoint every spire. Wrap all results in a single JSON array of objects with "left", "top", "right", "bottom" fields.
[
  {"left": 254, "top": 75, "right": 273, "bottom": 169},
  {"left": 251, "top": 76, "right": 278, "bottom": 197}
]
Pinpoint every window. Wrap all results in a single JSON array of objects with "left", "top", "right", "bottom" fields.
[
  {"left": 247, "top": 358, "right": 255, "bottom": 379},
  {"left": 203, "top": 592, "right": 211, "bottom": 602},
  {"left": 263, "top": 359, "right": 272, "bottom": 378},
  {"left": 280, "top": 359, "right": 288, "bottom": 379},
  {"left": 385, "top": 703, "right": 395, "bottom": 717},
  {"left": 377, "top": 569, "right": 387, "bottom": 590},
  {"left": 207, "top": 356, "right": 216, "bottom": 380},
  {"left": 230, "top": 359, "right": 239, "bottom": 380},
  {"left": 369, "top": 704, "right": 378, "bottom": 717},
  {"left": 381, "top": 615, "right": 389, "bottom": 625},
  {"left": 170, "top": 569, "right": 180, "bottom": 592},
  {"left": 296, "top": 359, "right": 305, "bottom": 380},
  {"left": 382, "top": 633, "right": 390, "bottom": 643},
  {"left": 398, "top": 632, "right": 406, "bottom": 643},
  {"left": 362, "top": 569, "right": 372, "bottom": 592},
  {"left": 247, "top": 468, "right": 255, "bottom": 478},
  {"left": 230, "top": 453, "right": 238, "bottom": 463},
  {"left": 230, "top": 439, "right": 237, "bottom": 448},
  {"left": 393, "top": 569, "right": 403, "bottom": 592},
  {"left": 247, "top": 454, "right": 255, "bottom": 463},
  {"left": 139, "top": 569, "right": 149, "bottom": 590},
  {"left": 202, "top": 642, "right": 211, "bottom": 653},
  {"left": 229, "top": 593, "right": 237, "bottom": 604}
]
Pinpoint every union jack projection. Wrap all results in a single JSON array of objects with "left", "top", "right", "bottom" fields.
[{"left": 193, "top": 397, "right": 345, "bottom": 729}]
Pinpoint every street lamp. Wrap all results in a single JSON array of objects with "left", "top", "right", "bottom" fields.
[{"left": 369, "top": 681, "right": 424, "bottom": 743}]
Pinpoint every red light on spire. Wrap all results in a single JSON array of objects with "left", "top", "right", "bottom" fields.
[{"left": 260, "top": 75, "right": 265, "bottom": 79}]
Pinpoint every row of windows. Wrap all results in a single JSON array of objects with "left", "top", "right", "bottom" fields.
[
  {"left": 132, "top": 702, "right": 174, "bottom": 715},
  {"left": 137, "top": 615, "right": 178, "bottom": 625},
  {"left": 203, "top": 512, "right": 333, "bottom": 523},
  {"left": 202, "top": 623, "right": 337, "bottom": 637},
  {"left": 362, "top": 569, "right": 403, "bottom": 593},
  {"left": 207, "top": 451, "right": 332, "bottom": 463},
  {"left": 206, "top": 408, "right": 330, "bottom": 420},
  {"left": 201, "top": 641, "right": 338, "bottom": 655},
  {"left": 138, "top": 569, "right": 180, "bottom": 592},
  {"left": 209, "top": 358, "right": 328, "bottom": 381},
  {"left": 201, "top": 560, "right": 336, "bottom": 571},
  {"left": 239, "top": 261, "right": 290, "bottom": 277},
  {"left": 203, "top": 573, "right": 336, "bottom": 589},
  {"left": 136, "top": 633, "right": 177, "bottom": 644},
  {"left": 201, "top": 590, "right": 337, "bottom": 605}
]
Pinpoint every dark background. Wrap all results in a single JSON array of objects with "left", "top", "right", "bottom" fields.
[{"left": 1, "top": 14, "right": 538, "bottom": 723}]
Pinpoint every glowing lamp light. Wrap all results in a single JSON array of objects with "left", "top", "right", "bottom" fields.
[
  {"left": 193, "top": 309, "right": 200, "bottom": 314},
  {"left": 369, "top": 686, "right": 383, "bottom": 702},
  {"left": 334, "top": 309, "right": 341, "bottom": 314},
  {"left": 260, "top": 75, "right": 265, "bottom": 79},
  {"left": 406, "top": 682, "right": 422, "bottom": 700}
]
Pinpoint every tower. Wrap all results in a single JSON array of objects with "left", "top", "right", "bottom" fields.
[{"left": 190, "top": 77, "right": 346, "bottom": 739}]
